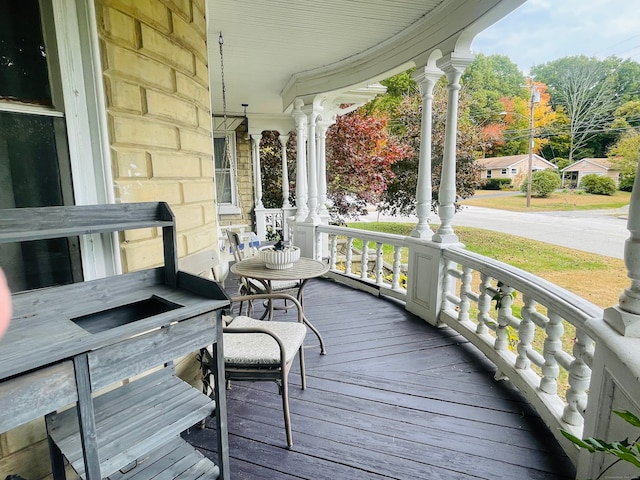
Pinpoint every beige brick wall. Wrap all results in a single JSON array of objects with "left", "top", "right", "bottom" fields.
[{"left": 98, "top": 0, "right": 220, "bottom": 271}]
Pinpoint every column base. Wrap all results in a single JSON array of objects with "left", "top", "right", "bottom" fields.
[{"left": 604, "top": 305, "right": 640, "bottom": 337}]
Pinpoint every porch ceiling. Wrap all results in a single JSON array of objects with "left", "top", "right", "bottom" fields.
[{"left": 207, "top": 0, "right": 526, "bottom": 117}]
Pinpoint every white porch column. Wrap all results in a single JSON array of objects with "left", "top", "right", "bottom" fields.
[
  {"left": 411, "top": 67, "right": 441, "bottom": 239},
  {"left": 604, "top": 160, "right": 640, "bottom": 337},
  {"left": 305, "top": 105, "right": 320, "bottom": 223},
  {"left": 292, "top": 99, "right": 309, "bottom": 222},
  {"left": 316, "top": 109, "right": 336, "bottom": 219},
  {"left": 278, "top": 134, "right": 291, "bottom": 208},
  {"left": 433, "top": 53, "right": 474, "bottom": 244},
  {"left": 251, "top": 134, "right": 263, "bottom": 208}
]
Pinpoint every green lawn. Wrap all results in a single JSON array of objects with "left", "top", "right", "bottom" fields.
[
  {"left": 345, "top": 222, "right": 626, "bottom": 309},
  {"left": 461, "top": 190, "right": 631, "bottom": 212}
]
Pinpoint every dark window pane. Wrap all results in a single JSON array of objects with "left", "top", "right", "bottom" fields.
[
  {"left": 0, "top": 111, "right": 75, "bottom": 291},
  {"left": 0, "top": 0, "right": 52, "bottom": 105}
]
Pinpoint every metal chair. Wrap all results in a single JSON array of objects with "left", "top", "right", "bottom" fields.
[
  {"left": 226, "top": 230, "right": 302, "bottom": 320},
  {"left": 200, "top": 293, "right": 307, "bottom": 448}
]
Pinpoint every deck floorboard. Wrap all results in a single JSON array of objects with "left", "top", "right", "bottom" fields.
[{"left": 184, "top": 275, "right": 576, "bottom": 479}]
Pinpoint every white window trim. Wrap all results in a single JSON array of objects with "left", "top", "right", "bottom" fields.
[
  {"left": 52, "top": 0, "right": 119, "bottom": 278},
  {"left": 215, "top": 132, "right": 242, "bottom": 215}
]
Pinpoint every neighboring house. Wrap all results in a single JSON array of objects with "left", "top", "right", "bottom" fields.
[
  {"left": 478, "top": 154, "right": 557, "bottom": 188},
  {"left": 561, "top": 158, "right": 620, "bottom": 188}
]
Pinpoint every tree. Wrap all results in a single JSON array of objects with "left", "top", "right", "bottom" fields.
[
  {"left": 325, "top": 110, "right": 412, "bottom": 221},
  {"left": 499, "top": 81, "right": 556, "bottom": 157},
  {"left": 532, "top": 56, "right": 621, "bottom": 161},
  {"left": 378, "top": 83, "right": 481, "bottom": 216},
  {"left": 609, "top": 131, "right": 640, "bottom": 191},
  {"left": 462, "top": 54, "right": 527, "bottom": 125}
]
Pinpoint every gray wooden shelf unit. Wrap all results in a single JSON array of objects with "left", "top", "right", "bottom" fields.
[{"left": 0, "top": 202, "right": 230, "bottom": 480}]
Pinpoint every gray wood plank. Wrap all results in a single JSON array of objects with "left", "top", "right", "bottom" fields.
[
  {"left": 0, "top": 362, "right": 77, "bottom": 433},
  {"left": 88, "top": 314, "right": 216, "bottom": 391},
  {"left": 0, "top": 203, "right": 173, "bottom": 243},
  {"left": 48, "top": 371, "right": 215, "bottom": 478}
]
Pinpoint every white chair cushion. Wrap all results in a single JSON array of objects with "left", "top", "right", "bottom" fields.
[
  {"left": 224, "top": 316, "right": 307, "bottom": 366},
  {"left": 246, "top": 278, "right": 300, "bottom": 292}
]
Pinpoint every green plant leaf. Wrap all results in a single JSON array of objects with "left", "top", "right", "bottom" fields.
[
  {"left": 561, "top": 430, "right": 597, "bottom": 452},
  {"left": 615, "top": 410, "right": 640, "bottom": 428}
]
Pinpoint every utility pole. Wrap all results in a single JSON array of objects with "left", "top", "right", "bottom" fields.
[{"left": 526, "top": 82, "right": 540, "bottom": 208}]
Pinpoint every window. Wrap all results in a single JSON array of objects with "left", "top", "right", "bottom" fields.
[
  {"left": 511, "top": 168, "right": 517, "bottom": 175},
  {"left": 501, "top": 168, "right": 508, "bottom": 175},
  {"left": 486, "top": 170, "right": 492, "bottom": 178},
  {"left": 214, "top": 132, "right": 241, "bottom": 214},
  {"left": 0, "top": 0, "right": 114, "bottom": 291},
  {"left": 0, "top": 0, "right": 81, "bottom": 291}
]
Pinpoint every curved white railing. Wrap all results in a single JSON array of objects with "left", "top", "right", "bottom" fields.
[
  {"left": 315, "top": 225, "right": 607, "bottom": 464},
  {"left": 440, "top": 246, "right": 602, "bottom": 461},
  {"left": 317, "top": 224, "right": 408, "bottom": 300}
]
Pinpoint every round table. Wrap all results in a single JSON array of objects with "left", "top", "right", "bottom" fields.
[{"left": 230, "top": 256, "right": 329, "bottom": 353}]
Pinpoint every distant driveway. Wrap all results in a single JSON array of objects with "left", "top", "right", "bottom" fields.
[{"left": 360, "top": 205, "right": 629, "bottom": 259}]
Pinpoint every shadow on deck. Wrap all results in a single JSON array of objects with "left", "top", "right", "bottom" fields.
[{"left": 184, "top": 275, "right": 576, "bottom": 480}]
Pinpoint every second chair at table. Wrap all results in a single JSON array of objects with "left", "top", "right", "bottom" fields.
[{"left": 226, "top": 230, "right": 302, "bottom": 320}]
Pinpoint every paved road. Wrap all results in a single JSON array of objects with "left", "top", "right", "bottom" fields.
[{"left": 360, "top": 205, "right": 630, "bottom": 260}]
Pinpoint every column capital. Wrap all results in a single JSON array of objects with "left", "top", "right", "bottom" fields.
[
  {"left": 412, "top": 66, "right": 443, "bottom": 86},
  {"left": 436, "top": 52, "right": 474, "bottom": 76}
]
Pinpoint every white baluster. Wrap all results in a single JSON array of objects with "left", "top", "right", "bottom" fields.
[
  {"left": 345, "top": 237, "right": 353, "bottom": 276},
  {"left": 562, "top": 328, "right": 594, "bottom": 425},
  {"left": 360, "top": 241, "right": 369, "bottom": 280},
  {"left": 540, "top": 310, "right": 563, "bottom": 395},
  {"left": 477, "top": 274, "right": 492, "bottom": 334},
  {"left": 375, "top": 242, "right": 384, "bottom": 285},
  {"left": 495, "top": 284, "right": 514, "bottom": 352},
  {"left": 392, "top": 246, "right": 402, "bottom": 290},
  {"left": 330, "top": 234, "right": 337, "bottom": 271},
  {"left": 516, "top": 296, "right": 536, "bottom": 370},
  {"left": 458, "top": 266, "right": 472, "bottom": 323}
]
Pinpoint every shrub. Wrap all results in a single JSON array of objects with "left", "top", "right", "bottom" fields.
[
  {"left": 481, "top": 178, "right": 512, "bottom": 190},
  {"left": 580, "top": 174, "right": 616, "bottom": 195},
  {"left": 520, "top": 169, "right": 561, "bottom": 198},
  {"left": 619, "top": 173, "right": 635, "bottom": 192}
]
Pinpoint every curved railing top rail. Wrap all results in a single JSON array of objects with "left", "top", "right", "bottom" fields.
[
  {"left": 317, "top": 224, "right": 409, "bottom": 247},
  {"left": 444, "top": 246, "right": 603, "bottom": 327}
]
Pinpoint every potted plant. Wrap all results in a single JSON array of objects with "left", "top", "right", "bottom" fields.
[{"left": 259, "top": 239, "right": 300, "bottom": 270}]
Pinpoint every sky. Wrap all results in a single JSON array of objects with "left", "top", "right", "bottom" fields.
[{"left": 472, "top": 0, "right": 640, "bottom": 75}]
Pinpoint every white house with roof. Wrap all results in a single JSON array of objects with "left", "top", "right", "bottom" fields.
[
  {"left": 478, "top": 154, "right": 557, "bottom": 188},
  {"left": 561, "top": 158, "right": 620, "bottom": 188}
]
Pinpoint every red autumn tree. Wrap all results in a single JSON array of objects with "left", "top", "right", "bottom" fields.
[{"left": 326, "top": 110, "right": 413, "bottom": 221}]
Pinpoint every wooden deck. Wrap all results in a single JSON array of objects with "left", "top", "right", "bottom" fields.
[{"left": 184, "top": 275, "right": 576, "bottom": 480}]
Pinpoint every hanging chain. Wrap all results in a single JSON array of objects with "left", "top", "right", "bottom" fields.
[
  {"left": 217, "top": 32, "right": 241, "bottom": 211},
  {"left": 218, "top": 32, "right": 228, "bottom": 133}
]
